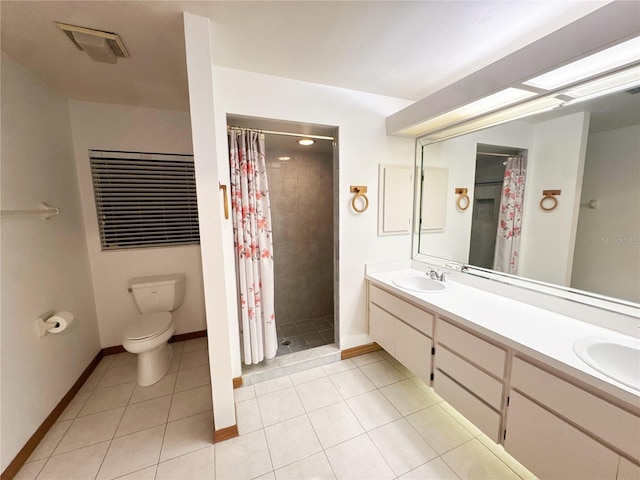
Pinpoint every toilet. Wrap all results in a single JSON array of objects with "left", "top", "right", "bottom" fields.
[{"left": 123, "top": 273, "right": 185, "bottom": 386}]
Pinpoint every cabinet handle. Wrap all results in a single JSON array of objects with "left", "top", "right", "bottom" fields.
[{"left": 219, "top": 183, "right": 229, "bottom": 220}]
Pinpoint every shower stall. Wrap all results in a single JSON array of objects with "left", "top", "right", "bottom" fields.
[{"left": 228, "top": 115, "right": 337, "bottom": 363}]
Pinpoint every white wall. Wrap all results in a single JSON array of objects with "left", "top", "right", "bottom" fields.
[
  {"left": 0, "top": 55, "right": 101, "bottom": 471},
  {"left": 207, "top": 66, "right": 415, "bottom": 362},
  {"left": 183, "top": 12, "right": 236, "bottom": 432},
  {"left": 68, "top": 101, "right": 207, "bottom": 348},
  {"left": 571, "top": 124, "right": 640, "bottom": 302},
  {"left": 519, "top": 112, "right": 590, "bottom": 286}
]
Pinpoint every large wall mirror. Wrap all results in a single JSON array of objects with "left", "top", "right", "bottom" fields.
[{"left": 415, "top": 87, "right": 639, "bottom": 306}]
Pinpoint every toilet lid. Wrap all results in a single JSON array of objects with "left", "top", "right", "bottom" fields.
[{"left": 124, "top": 312, "right": 172, "bottom": 340}]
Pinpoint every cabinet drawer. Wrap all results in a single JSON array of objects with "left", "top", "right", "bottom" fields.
[
  {"left": 505, "top": 391, "right": 619, "bottom": 480},
  {"left": 437, "top": 320, "right": 506, "bottom": 378},
  {"left": 396, "top": 320, "right": 432, "bottom": 383},
  {"left": 434, "top": 372, "right": 501, "bottom": 443},
  {"left": 369, "top": 303, "right": 396, "bottom": 355},
  {"left": 369, "top": 285, "right": 434, "bottom": 336},
  {"left": 436, "top": 346, "right": 503, "bottom": 410},
  {"left": 511, "top": 357, "right": 640, "bottom": 461}
]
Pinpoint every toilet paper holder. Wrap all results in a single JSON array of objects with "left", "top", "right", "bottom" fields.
[{"left": 37, "top": 310, "right": 74, "bottom": 337}]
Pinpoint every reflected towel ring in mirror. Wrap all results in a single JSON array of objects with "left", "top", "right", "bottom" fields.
[
  {"left": 455, "top": 188, "right": 470, "bottom": 211},
  {"left": 540, "top": 189, "right": 561, "bottom": 211},
  {"left": 350, "top": 185, "right": 369, "bottom": 213}
]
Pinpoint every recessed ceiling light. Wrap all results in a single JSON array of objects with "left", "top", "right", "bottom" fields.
[
  {"left": 298, "top": 139, "right": 315, "bottom": 146},
  {"left": 278, "top": 156, "right": 291, "bottom": 161}
]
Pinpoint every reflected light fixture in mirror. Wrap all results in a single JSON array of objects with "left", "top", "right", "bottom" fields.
[
  {"left": 563, "top": 64, "right": 640, "bottom": 105},
  {"left": 523, "top": 36, "right": 640, "bottom": 91},
  {"left": 298, "top": 138, "right": 315, "bottom": 146}
]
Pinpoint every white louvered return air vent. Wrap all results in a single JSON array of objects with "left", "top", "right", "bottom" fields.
[
  {"left": 90, "top": 150, "right": 199, "bottom": 250},
  {"left": 56, "top": 22, "right": 130, "bottom": 63}
]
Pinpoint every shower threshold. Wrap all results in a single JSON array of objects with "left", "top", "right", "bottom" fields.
[{"left": 240, "top": 343, "right": 340, "bottom": 386}]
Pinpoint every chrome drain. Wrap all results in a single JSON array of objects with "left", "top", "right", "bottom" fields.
[{"left": 281, "top": 340, "right": 291, "bottom": 346}]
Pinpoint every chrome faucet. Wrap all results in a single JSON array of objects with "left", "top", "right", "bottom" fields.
[{"left": 427, "top": 269, "right": 446, "bottom": 282}]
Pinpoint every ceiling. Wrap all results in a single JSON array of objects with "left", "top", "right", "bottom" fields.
[{"left": 0, "top": 1, "right": 609, "bottom": 113}]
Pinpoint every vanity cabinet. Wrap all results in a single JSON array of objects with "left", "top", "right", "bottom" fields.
[
  {"left": 368, "top": 284, "right": 433, "bottom": 383},
  {"left": 505, "top": 357, "right": 640, "bottom": 479},
  {"left": 434, "top": 319, "right": 507, "bottom": 442},
  {"left": 366, "top": 278, "right": 640, "bottom": 479}
]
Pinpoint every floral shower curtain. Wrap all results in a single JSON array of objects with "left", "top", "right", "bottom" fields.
[
  {"left": 228, "top": 128, "right": 277, "bottom": 365},
  {"left": 493, "top": 155, "right": 527, "bottom": 274}
]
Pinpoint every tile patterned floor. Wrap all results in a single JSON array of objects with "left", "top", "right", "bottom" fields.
[
  {"left": 276, "top": 314, "right": 334, "bottom": 355},
  {"left": 16, "top": 343, "right": 537, "bottom": 480}
]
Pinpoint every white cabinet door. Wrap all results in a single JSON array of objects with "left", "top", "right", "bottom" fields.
[
  {"left": 378, "top": 164, "right": 413, "bottom": 235},
  {"left": 369, "top": 303, "right": 396, "bottom": 355},
  {"left": 395, "top": 320, "right": 431, "bottom": 383},
  {"left": 505, "top": 391, "right": 619, "bottom": 480},
  {"left": 511, "top": 357, "right": 640, "bottom": 460}
]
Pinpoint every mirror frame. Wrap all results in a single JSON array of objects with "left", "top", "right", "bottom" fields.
[{"left": 412, "top": 123, "right": 640, "bottom": 316}]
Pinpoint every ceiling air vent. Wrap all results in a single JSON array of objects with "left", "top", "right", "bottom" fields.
[{"left": 55, "top": 22, "right": 130, "bottom": 64}]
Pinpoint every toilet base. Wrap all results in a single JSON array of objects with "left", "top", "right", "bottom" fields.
[{"left": 136, "top": 343, "right": 173, "bottom": 387}]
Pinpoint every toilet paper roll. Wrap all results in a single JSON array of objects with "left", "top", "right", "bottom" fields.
[{"left": 47, "top": 311, "right": 74, "bottom": 334}]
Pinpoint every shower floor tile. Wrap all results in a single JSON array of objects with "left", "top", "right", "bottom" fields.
[{"left": 277, "top": 313, "right": 334, "bottom": 355}]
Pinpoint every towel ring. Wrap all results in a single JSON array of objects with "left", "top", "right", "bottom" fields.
[
  {"left": 350, "top": 185, "right": 369, "bottom": 213},
  {"left": 540, "top": 190, "right": 561, "bottom": 211},
  {"left": 455, "top": 188, "right": 470, "bottom": 211}
]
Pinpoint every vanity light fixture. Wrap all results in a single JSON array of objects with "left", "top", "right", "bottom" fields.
[
  {"left": 298, "top": 139, "right": 315, "bottom": 146},
  {"left": 277, "top": 156, "right": 291, "bottom": 161},
  {"left": 562, "top": 64, "right": 640, "bottom": 105},
  {"left": 424, "top": 95, "right": 564, "bottom": 143},
  {"left": 402, "top": 88, "right": 537, "bottom": 137},
  {"left": 523, "top": 36, "right": 640, "bottom": 91}
]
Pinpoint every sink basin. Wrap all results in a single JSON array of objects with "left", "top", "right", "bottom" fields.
[
  {"left": 573, "top": 337, "right": 640, "bottom": 391},
  {"left": 392, "top": 274, "right": 451, "bottom": 293}
]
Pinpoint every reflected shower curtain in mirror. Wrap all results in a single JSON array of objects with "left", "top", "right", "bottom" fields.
[
  {"left": 228, "top": 128, "right": 277, "bottom": 364},
  {"left": 494, "top": 155, "right": 527, "bottom": 274}
]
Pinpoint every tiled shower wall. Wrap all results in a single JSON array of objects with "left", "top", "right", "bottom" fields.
[{"left": 266, "top": 149, "right": 334, "bottom": 326}]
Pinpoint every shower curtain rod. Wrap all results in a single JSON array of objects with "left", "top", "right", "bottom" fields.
[
  {"left": 227, "top": 125, "right": 334, "bottom": 141},
  {"left": 477, "top": 151, "right": 515, "bottom": 157}
]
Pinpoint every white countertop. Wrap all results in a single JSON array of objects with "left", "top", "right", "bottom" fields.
[{"left": 366, "top": 268, "right": 640, "bottom": 407}]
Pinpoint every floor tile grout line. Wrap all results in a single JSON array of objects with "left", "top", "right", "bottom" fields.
[
  {"left": 363, "top": 427, "right": 401, "bottom": 479},
  {"left": 257, "top": 426, "right": 276, "bottom": 478},
  {"left": 29, "top": 457, "right": 48, "bottom": 480},
  {"left": 151, "top": 421, "right": 169, "bottom": 480},
  {"left": 468, "top": 435, "right": 530, "bottom": 480}
]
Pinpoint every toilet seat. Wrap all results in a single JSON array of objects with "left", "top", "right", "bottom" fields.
[{"left": 124, "top": 312, "right": 172, "bottom": 341}]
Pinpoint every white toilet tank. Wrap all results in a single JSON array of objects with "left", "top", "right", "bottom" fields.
[{"left": 129, "top": 274, "right": 186, "bottom": 313}]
